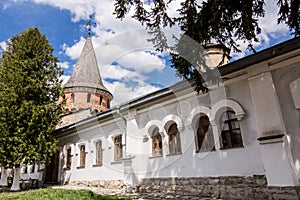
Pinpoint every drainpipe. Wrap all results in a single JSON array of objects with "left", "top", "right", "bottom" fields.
[{"left": 116, "top": 106, "right": 127, "bottom": 158}]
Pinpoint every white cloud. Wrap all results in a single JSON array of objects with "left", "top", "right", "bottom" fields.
[
  {"left": 0, "top": 41, "right": 7, "bottom": 52},
  {"left": 62, "top": 37, "right": 85, "bottom": 60},
  {"left": 104, "top": 80, "right": 160, "bottom": 106},
  {"left": 32, "top": 0, "right": 291, "bottom": 104},
  {"left": 59, "top": 61, "right": 70, "bottom": 69},
  {"left": 100, "top": 64, "right": 145, "bottom": 82}
]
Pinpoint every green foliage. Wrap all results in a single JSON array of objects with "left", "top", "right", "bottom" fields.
[
  {"left": 114, "top": 0, "right": 299, "bottom": 92},
  {"left": 0, "top": 27, "right": 64, "bottom": 167},
  {"left": 0, "top": 188, "right": 130, "bottom": 200}
]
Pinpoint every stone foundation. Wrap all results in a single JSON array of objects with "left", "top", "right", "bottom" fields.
[
  {"left": 66, "top": 175, "right": 300, "bottom": 199},
  {"left": 68, "top": 179, "right": 124, "bottom": 189}
]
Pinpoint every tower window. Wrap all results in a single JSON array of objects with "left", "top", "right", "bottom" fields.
[
  {"left": 71, "top": 93, "right": 75, "bottom": 103},
  {"left": 220, "top": 111, "right": 243, "bottom": 149},
  {"left": 107, "top": 99, "right": 110, "bottom": 109},
  {"left": 87, "top": 93, "right": 91, "bottom": 103},
  {"left": 100, "top": 96, "right": 103, "bottom": 106}
]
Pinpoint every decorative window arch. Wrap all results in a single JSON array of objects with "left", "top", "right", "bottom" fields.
[
  {"left": 162, "top": 114, "right": 184, "bottom": 132},
  {"left": 220, "top": 111, "right": 243, "bottom": 148},
  {"left": 87, "top": 93, "right": 91, "bottom": 103},
  {"left": 166, "top": 122, "right": 182, "bottom": 155},
  {"left": 150, "top": 127, "right": 162, "bottom": 157},
  {"left": 187, "top": 106, "right": 211, "bottom": 125},
  {"left": 195, "top": 114, "right": 215, "bottom": 152},
  {"left": 211, "top": 99, "right": 246, "bottom": 122}
]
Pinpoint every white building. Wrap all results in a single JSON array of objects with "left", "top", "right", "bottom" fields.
[{"left": 41, "top": 36, "right": 300, "bottom": 198}]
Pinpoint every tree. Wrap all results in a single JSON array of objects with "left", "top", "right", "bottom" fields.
[
  {"left": 114, "top": 0, "right": 299, "bottom": 92},
  {"left": 0, "top": 27, "right": 64, "bottom": 190}
]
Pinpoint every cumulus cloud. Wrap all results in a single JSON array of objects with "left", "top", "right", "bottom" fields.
[
  {"left": 31, "top": 0, "right": 291, "bottom": 104},
  {"left": 59, "top": 61, "right": 70, "bottom": 69},
  {"left": 104, "top": 80, "right": 160, "bottom": 106}
]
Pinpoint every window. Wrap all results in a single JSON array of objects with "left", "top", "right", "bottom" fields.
[
  {"left": 79, "top": 145, "right": 86, "bottom": 167},
  {"left": 30, "top": 163, "right": 35, "bottom": 173},
  {"left": 151, "top": 127, "right": 162, "bottom": 157},
  {"left": 220, "top": 111, "right": 243, "bottom": 148},
  {"left": 168, "top": 123, "right": 181, "bottom": 155},
  {"left": 95, "top": 140, "right": 103, "bottom": 165},
  {"left": 196, "top": 115, "right": 215, "bottom": 152},
  {"left": 100, "top": 96, "right": 103, "bottom": 106},
  {"left": 22, "top": 166, "right": 28, "bottom": 174},
  {"left": 114, "top": 135, "right": 122, "bottom": 161},
  {"left": 71, "top": 93, "right": 75, "bottom": 103},
  {"left": 87, "top": 93, "right": 91, "bottom": 103},
  {"left": 66, "top": 146, "right": 72, "bottom": 169},
  {"left": 107, "top": 99, "right": 110, "bottom": 109}
]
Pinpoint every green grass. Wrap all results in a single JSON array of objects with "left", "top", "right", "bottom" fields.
[{"left": 0, "top": 188, "right": 130, "bottom": 200}]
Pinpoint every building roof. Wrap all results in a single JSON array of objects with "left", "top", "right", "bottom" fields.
[
  {"left": 219, "top": 37, "right": 300, "bottom": 76},
  {"left": 55, "top": 37, "right": 300, "bottom": 136},
  {"left": 64, "top": 36, "right": 111, "bottom": 94}
]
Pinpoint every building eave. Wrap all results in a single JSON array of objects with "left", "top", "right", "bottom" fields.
[{"left": 219, "top": 37, "right": 300, "bottom": 76}]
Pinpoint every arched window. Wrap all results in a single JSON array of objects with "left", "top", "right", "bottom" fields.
[
  {"left": 100, "top": 96, "right": 103, "bottom": 106},
  {"left": 87, "top": 93, "right": 91, "bottom": 103},
  {"left": 79, "top": 145, "right": 86, "bottom": 167},
  {"left": 196, "top": 115, "right": 215, "bottom": 152},
  {"left": 220, "top": 111, "right": 243, "bottom": 148},
  {"left": 66, "top": 146, "right": 72, "bottom": 169},
  {"left": 95, "top": 140, "right": 103, "bottom": 165},
  {"left": 151, "top": 127, "right": 162, "bottom": 157},
  {"left": 114, "top": 135, "right": 122, "bottom": 161},
  {"left": 168, "top": 123, "right": 181, "bottom": 155},
  {"left": 71, "top": 93, "right": 75, "bottom": 103}
]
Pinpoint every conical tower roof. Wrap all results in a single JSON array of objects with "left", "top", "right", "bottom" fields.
[{"left": 64, "top": 36, "right": 112, "bottom": 98}]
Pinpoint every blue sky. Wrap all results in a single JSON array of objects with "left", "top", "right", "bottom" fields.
[{"left": 0, "top": 0, "right": 293, "bottom": 105}]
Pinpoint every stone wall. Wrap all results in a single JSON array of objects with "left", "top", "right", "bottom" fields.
[{"left": 67, "top": 175, "right": 300, "bottom": 199}]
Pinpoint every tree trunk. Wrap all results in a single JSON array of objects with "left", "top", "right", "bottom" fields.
[
  {"left": 0, "top": 167, "right": 8, "bottom": 186},
  {"left": 10, "top": 167, "right": 21, "bottom": 191}
]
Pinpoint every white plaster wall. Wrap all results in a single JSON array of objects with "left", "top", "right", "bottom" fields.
[
  {"left": 57, "top": 78, "right": 265, "bottom": 183},
  {"left": 271, "top": 64, "right": 300, "bottom": 182}
]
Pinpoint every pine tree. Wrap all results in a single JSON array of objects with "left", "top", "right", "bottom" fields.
[{"left": 0, "top": 27, "right": 64, "bottom": 190}]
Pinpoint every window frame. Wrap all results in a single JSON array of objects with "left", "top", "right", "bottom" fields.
[
  {"left": 113, "top": 135, "right": 123, "bottom": 161},
  {"left": 71, "top": 93, "right": 75, "bottom": 103},
  {"left": 66, "top": 146, "right": 72, "bottom": 170},
  {"left": 94, "top": 140, "right": 103, "bottom": 166},
  {"left": 220, "top": 111, "right": 243, "bottom": 149},
  {"left": 79, "top": 144, "right": 86, "bottom": 168},
  {"left": 167, "top": 123, "right": 181, "bottom": 155},
  {"left": 195, "top": 115, "right": 215, "bottom": 152},
  {"left": 87, "top": 93, "right": 91, "bottom": 103},
  {"left": 151, "top": 127, "right": 163, "bottom": 157}
]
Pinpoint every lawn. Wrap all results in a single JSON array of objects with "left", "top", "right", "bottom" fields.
[{"left": 0, "top": 188, "right": 130, "bottom": 200}]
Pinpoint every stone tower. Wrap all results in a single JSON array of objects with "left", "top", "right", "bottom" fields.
[{"left": 63, "top": 35, "right": 113, "bottom": 113}]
